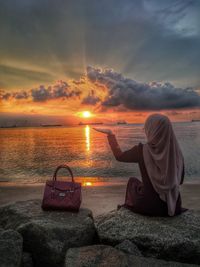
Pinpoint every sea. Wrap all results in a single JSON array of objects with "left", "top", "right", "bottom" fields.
[{"left": 0, "top": 122, "right": 200, "bottom": 185}]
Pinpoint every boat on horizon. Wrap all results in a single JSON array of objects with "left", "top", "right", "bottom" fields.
[
  {"left": 117, "top": 120, "right": 127, "bottom": 125},
  {"left": 40, "top": 124, "right": 62, "bottom": 127},
  {"left": 0, "top": 125, "right": 17, "bottom": 128}
]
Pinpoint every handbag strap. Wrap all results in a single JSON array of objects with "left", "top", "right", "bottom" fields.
[{"left": 53, "top": 164, "right": 75, "bottom": 183}]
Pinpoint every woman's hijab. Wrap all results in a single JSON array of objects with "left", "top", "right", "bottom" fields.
[{"left": 143, "top": 114, "right": 184, "bottom": 216}]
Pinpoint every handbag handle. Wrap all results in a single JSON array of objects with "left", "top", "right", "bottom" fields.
[{"left": 53, "top": 164, "right": 75, "bottom": 183}]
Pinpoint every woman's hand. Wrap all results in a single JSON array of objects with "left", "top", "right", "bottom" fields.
[{"left": 92, "top": 128, "right": 113, "bottom": 135}]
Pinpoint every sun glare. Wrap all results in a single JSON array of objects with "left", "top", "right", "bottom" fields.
[
  {"left": 82, "top": 111, "right": 91, "bottom": 118},
  {"left": 83, "top": 181, "right": 92, "bottom": 186}
]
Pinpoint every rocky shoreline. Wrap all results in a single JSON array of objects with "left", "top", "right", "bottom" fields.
[{"left": 0, "top": 199, "right": 200, "bottom": 267}]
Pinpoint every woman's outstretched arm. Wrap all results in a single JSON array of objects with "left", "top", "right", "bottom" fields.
[{"left": 107, "top": 134, "right": 139, "bottom": 163}]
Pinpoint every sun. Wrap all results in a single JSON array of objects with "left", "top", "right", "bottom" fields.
[{"left": 82, "top": 111, "right": 92, "bottom": 118}]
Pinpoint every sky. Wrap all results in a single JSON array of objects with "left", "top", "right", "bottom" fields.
[{"left": 0, "top": 0, "right": 200, "bottom": 125}]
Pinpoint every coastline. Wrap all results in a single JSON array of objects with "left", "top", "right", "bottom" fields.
[{"left": 0, "top": 180, "right": 200, "bottom": 216}]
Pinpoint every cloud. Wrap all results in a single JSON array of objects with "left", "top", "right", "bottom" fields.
[
  {"left": 72, "top": 79, "right": 85, "bottom": 85},
  {"left": 1, "top": 66, "right": 200, "bottom": 112},
  {"left": 0, "top": 90, "right": 28, "bottom": 100},
  {"left": 31, "top": 85, "right": 51, "bottom": 102},
  {"left": 0, "top": 80, "right": 82, "bottom": 102},
  {"left": 87, "top": 66, "right": 200, "bottom": 111},
  {"left": 81, "top": 89, "right": 101, "bottom": 105},
  {"left": 0, "top": 92, "right": 11, "bottom": 100},
  {"left": 13, "top": 91, "right": 29, "bottom": 99},
  {"left": 31, "top": 80, "right": 81, "bottom": 102}
]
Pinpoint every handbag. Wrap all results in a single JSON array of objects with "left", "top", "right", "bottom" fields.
[{"left": 41, "top": 164, "right": 82, "bottom": 211}]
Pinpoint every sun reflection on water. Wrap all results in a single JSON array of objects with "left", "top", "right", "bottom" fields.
[{"left": 85, "top": 125, "right": 90, "bottom": 151}]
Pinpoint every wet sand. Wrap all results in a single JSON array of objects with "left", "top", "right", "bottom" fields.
[{"left": 0, "top": 182, "right": 200, "bottom": 216}]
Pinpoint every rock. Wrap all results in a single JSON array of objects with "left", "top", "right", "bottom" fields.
[
  {"left": 0, "top": 199, "right": 96, "bottom": 267},
  {"left": 95, "top": 208, "right": 200, "bottom": 265},
  {"left": 21, "top": 252, "right": 34, "bottom": 267},
  {"left": 65, "top": 245, "right": 198, "bottom": 267},
  {"left": 65, "top": 245, "right": 128, "bottom": 267},
  {"left": 0, "top": 228, "right": 23, "bottom": 267},
  {"left": 115, "top": 239, "right": 142, "bottom": 256}
]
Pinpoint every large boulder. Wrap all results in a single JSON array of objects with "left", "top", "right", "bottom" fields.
[
  {"left": 0, "top": 199, "right": 96, "bottom": 267},
  {"left": 95, "top": 208, "right": 200, "bottom": 265},
  {"left": 0, "top": 228, "right": 23, "bottom": 267},
  {"left": 65, "top": 245, "right": 198, "bottom": 267}
]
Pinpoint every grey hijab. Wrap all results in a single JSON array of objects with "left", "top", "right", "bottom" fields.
[{"left": 143, "top": 114, "right": 184, "bottom": 216}]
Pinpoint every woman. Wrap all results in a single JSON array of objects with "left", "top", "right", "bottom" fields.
[{"left": 93, "top": 113, "right": 186, "bottom": 217}]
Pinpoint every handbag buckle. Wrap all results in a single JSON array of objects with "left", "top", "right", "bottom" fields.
[
  {"left": 58, "top": 189, "right": 74, "bottom": 197},
  {"left": 59, "top": 192, "right": 66, "bottom": 197}
]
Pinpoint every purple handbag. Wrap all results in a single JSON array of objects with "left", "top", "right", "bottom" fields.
[{"left": 42, "top": 164, "right": 82, "bottom": 211}]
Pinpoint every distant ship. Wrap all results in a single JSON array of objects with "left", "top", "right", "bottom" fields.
[
  {"left": 0, "top": 125, "right": 17, "bottom": 128},
  {"left": 117, "top": 120, "right": 127, "bottom": 125},
  {"left": 41, "top": 124, "right": 62, "bottom": 127},
  {"left": 191, "top": 119, "right": 200, "bottom": 122},
  {"left": 79, "top": 122, "right": 103, "bottom": 125}
]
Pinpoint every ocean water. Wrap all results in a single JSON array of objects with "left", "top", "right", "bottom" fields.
[{"left": 0, "top": 122, "right": 200, "bottom": 184}]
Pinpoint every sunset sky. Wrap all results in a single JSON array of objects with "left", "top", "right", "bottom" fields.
[{"left": 0, "top": 0, "right": 200, "bottom": 125}]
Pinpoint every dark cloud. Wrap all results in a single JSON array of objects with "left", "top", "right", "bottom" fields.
[
  {"left": 0, "top": 80, "right": 81, "bottom": 102},
  {"left": 0, "top": 90, "right": 28, "bottom": 100},
  {"left": 0, "top": 92, "right": 11, "bottom": 100},
  {"left": 31, "top": 81, "right": 81, "bottom": 102},
  {"left": 87, "top": 66, "right": 200, "bottom": 111},
  {"left": 1, "top": 65, "right": 200, "bottom": 111},
  {"left": 13, "top": 91, "right": 29, "bottom": 99},
  {"left": 31, "top": 86, "right": 51, "bottom": 102},
  {"left": 81, "top": 89, "right": 101, "bottom": 105}
]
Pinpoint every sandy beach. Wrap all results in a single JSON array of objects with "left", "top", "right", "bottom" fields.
[{"left": 0, "top": 181, "right": 199, "bottom": 217}]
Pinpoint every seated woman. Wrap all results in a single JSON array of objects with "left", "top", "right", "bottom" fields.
[{"left": 94, "top": 113, "right": 186, "bottom": 217}]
